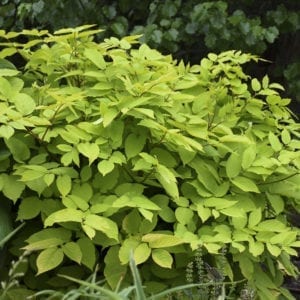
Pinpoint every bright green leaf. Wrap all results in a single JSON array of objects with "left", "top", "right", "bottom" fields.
[
  {"left": 268, "top": 132, "right": 282, "bottom": 152},
  {"left": 84, "top": 48, "right": 106, "bottom": 69},
  {"left": 84, "top": 214, "right": 119, "bottom": 241},
  {"left": 97, "top": 160, "right": 114, "bottom": 176},
  {"left": 44, "top": 208, "right": 84, "bottom": 227},
  {"left": 56, "top": 174, "right": 72, "bottom": 197},
  {"left": 77, "top": 143, "right": 99, "bottom": 165},
  {"left": 248, "top": 208, "right": 262, "bottom": 228},
  {"left": 62, "top": 242, "right": 82, "bottom": 264},
  {"left": 152, "top": 249, "right": 173, "bottom": 268},
  {"left": 14, "top": 93, "right": 36, "bottom": 115},
  {"left": 134, "top": 243, "right": 151, "bottom": 265},
  {"left": 142, "top": 233, "right": 183, "bottom": 248},
  {"left": 175, "top": 207, "right": 193, "bottom": 225},
  {"left": 242, "top": 145, "right": 256, "bottom": 169},
  {"left": 231, "top": 176, "right": 260, "bottom": 193},
  {"left": 36, "top": 247, "right": 64, "bottom": 275}
]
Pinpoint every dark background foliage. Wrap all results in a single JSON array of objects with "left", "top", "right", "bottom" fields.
[{"left": 0, "top": 0, "right": 299, "bottom": 112}]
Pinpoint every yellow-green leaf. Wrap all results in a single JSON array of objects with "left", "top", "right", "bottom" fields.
[
  {"left": 36, "top": 247, "right": 64, "bottom": 275},
  {"left": 84, "top": 214, "right": 119, "bottom": 241},
  {"left": 56, "top": 174, "right": 72, "bottom": 197},
  {"left": 44, "top": 208, "right": 84, "bottom": 227},
  {"left": 152, "top": 249, "right": 173, "bottom": 268},
  {"left": 142, "top": 233, "right": 183, "bottom": 248},
  {"left": 97, "top": 160, "right": 114, "bottom": 176},
  {"left": 134, "top": 243, "right": 151, "bottom": 265},
  {"left": 62, "top": 242, "right": 82, "bottom": 264},
  {"left": 226, "top": 152, "right": 242, "bottom": 178},
  {"left": 231, "top": 176, "right": 260, "bottom": 193},
  {"left": 77, "top": 143, "right": 99, "bottom": 165}
]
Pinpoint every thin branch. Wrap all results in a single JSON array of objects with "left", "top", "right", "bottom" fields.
[{"left": 258, "top": 172, "right": 299, "bottom": 185}]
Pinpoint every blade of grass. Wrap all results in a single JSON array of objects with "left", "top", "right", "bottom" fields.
[
  {"left": 129, "top": 251, "right": 147, "bottom": 300},
  {"left": 0, "top": 222, "right": 25, "bottom": 249},
  {"left": 58, "top": 274, "right": 125, "bottom": 300},
  {"left": 150, "top": 279, "right": 247, "bottom": 300}
]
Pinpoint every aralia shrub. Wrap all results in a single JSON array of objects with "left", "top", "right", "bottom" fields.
[{"left": 0, "top": 25, "right": 299, "bottom": 299}]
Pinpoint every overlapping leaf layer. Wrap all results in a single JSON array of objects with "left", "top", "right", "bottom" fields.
[{"left": 0, "top": 26, "right": 299, "bottom": 299}]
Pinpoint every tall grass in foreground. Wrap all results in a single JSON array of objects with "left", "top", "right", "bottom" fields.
[{"left": 1, "top": 250, "right": 255, "bottom": 300}]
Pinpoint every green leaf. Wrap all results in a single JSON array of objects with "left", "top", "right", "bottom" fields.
[
  {"left": 138, "top": 208, "right": 154, "bottom": 222},
  {"left": 84, "top": 48, "right": 106, "bottom": 69},
  {"left": 266, "top": 243, "right": 281, "bottom": 257},
  {"left": 44, "top": 208, "right": 84, "bottom": 227},
  {"left": 82, "top": 224, "right": 96, "bottom": 239},
  {"left": 77, "top": 238, "right": 96, "bottom": 270},
  {"left": 0, "top": 125, "right": 14, "bottom": 139},
  {"left": 64, "top": 194, "right": 89, "bottom": 211},
  {"left": 175, "top": 207, "right": 193, "bottom": 225},
  {"left": 251, "top": 78, "right": 261, "bottom": 92},
  {"left": 26, "top": 228, "right": 71, "bottom": 244},
  {"left": 226, "top": 152, "right": 242, "bottom": 178},
  {"left": 62, "top": 242, "right": 82, "bottom": 264},
  {"left": 238, "top": 255, "right": 253, "bottom": 279},
  {"left": 197, "top": 204, "right": 211, "bottom": 223},
  {"left": 84, "top": 214, "right": 119, "bottom": 241},
  {"left": 14, "top": 93, "right": 36, "bottom": 115},
  {"left": 36, "top": 247, "right": 64, "bottom": 275},
  {"left": 56, "top": 174, "right": 72, "bottom": 197},
  {"left": 104, "top": 246, "right": 127, "bottom": 289},
  {"left": 270, "top": 231, "right": 297, "bottom": 245},
  {"left": 220, "top": 206, "right": 245, "bottom": 218},
  {"left": 152, "top": 249, "right": 173, "bottom": 268},
  {"left": 0, "top": 77, "right": 12, "bottom": 98},
  {"left": 119, "top": 237, "right": 140, "bottom": 264},
  {"left": 268, "top": 132, "right": 282, "bottom": 152},
  {"left": 77, "top": 143, "right": 99, "bottom": 165},
  {"left": 155, "top": 164, "right": 179, "bottom": 199},
  {"left": 133, "top": 243, "right": 151, "bottom": 265},
  {"left": 122, "top": 209, "right": 142, "bottom": 234},
  {"left": 113, "top": 194, "right": 160, "bottom": 210},
  {"left": 262, "top": 75, "right": 269, "bottom": 89},
  {"left": 17, "top": 197, "right": 41, "bottom": 220},
  {"left": 100, "top": 104, "right": 119, "bottom": 127},
  {"left": 249, "top": 240, "right": 264, "bottom": 257},
  {"left": 248, "top": 208, "right": 262, "bottom": 228},
  {"left": 0, "top": 69, "right": 19, "bottom": 76},
  {"left": 256, "top": 220, "right": 286, "bottom": 232},
  {"left": 97, "top": 160, "right": 115, "bottom": 176},
  {"left": 23, "top": 238, "right": 64, "bottom": 251},
  {"left": 80, "top": 165, "right": 92, "bottom": 182},
  {"left": 125, "top": 133, "right": 146, "bottom": 159},
  {"left": 231, "top": 176, "right": 260, "bottom": 193},
  {"left": 43, "top": 173, "right": 55, "bottom": 186},
  {"left": 151, "top": 148, "right": 177, "bottom": 168},
  {"left": 5, "top": 137, "right": 30, "bottom": 162},
  {"left": 219, "top": 135, "right": 252, "bottom": 144},
  {"left": 142, "top": 233, "right": 183, "bottom": 248},
  {"left": 241, "top": 145, "right": 256, "bottom": 169},
  {"left": 2, "top": 175, "right": 25, "bottom": 203},
  {"left": 281, "top": 129, "right": 291, "bottom": 145}
]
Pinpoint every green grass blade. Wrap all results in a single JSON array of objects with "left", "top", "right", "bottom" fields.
[
  {"left": 58, "top": 274, "right": 125, "bottom": 300},
  {"left": 0, "top": 222, "right": 25, "bottom": 249},
  {"left": 129, "top": 251, "right": 147, "bottom": 300},
  {"left": 150, "top": 280, "right": 247, "bottom": 300}
]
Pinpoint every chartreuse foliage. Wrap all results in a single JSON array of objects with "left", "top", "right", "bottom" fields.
[{"left": 0, "top": 25, "right": 300, "bottom": 299}]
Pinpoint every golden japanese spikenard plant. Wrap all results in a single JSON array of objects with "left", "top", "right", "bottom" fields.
[{"left": 0, "top": 25, "right": 299, "bottom": 299}]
